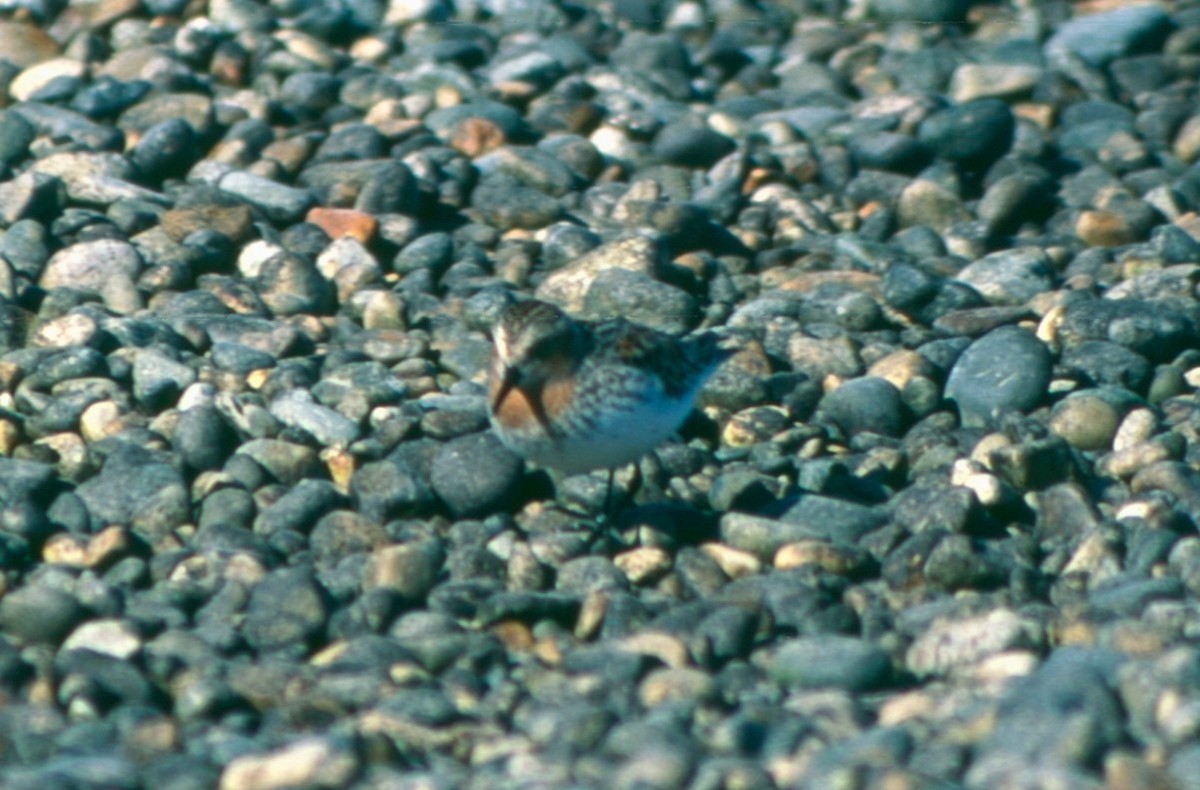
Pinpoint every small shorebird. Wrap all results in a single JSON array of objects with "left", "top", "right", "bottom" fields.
[{"left": 488, "top": 299, "right": 730, "bottom": 516}]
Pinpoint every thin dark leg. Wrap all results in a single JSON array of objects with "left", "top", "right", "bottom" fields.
[
  {"left": 601, "top": 463, "right": 643, "bottom": 523},
  {"left": 601, "top": 468, "right": 616, "bottom": 523}
]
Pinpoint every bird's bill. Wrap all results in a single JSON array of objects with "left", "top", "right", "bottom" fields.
[{"left": 491, "top": 365, "right": 520, "bottom": 412}]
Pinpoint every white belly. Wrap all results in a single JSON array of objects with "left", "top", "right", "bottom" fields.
[{"left": 494, "top": 392, "right": 696, "bottom": 474}]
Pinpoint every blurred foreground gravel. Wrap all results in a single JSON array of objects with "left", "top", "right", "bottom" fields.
[{"left": 1, "top": 0, "right": 1200, "bottom": 788}]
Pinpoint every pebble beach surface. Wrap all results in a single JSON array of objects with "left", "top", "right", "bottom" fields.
[{"left": 1, "top": 0, "right": 1200, "bottom": 787}]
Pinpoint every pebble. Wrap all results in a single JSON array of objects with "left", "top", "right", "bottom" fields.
[
  {"left": 581, "top": 269, "right": 698, "bottom": 334},
  {"left": 219, "top": 736, "right": 358, "bottom": 790},
  {"left": 241, "top": 568, "right": 330, "bottom": 655},
  {"left": 0, "top": 1, "right": 1198, "bottom": 786},
  {"left": 950, "top": 64, "right": 1042, "bottom": 103},
  {"left": 918, "top": 99, "right": 1015, "bottom": 170},
  {"left": 429, "top": 432, "right": 523, "bottom": 518},
  {"left": 906, "top": 609, "right": 1043, "bottom": 677},
  {"left": 132, "top": 348, "right": 196, "bottom": 411},
  {"left": 1058, "top": 299, "right": 1194, "bottom": 362},
  {"left": 721, "top": 497, "right": 886, "bottom": 559},
  {"left": 1050, "top": 394, "right": 1121, "bottom": 451},
  {"left": 0, "top": 22, "right": 60, "bottom": 68},
  {"left": 32, "top": 151, "right": 161, "bottom": 205},
  {"left": 818, "top": 376, "right": 905, "bottom": 438},
  {"left": 40, "top": 238, "right": 142, "bottom": 296},
  {"left": 73, "top": 445, "right": 189, "bottom": 539},
  {"left": 268, "top": 389, "right": 360, "bottom": 447},
  {"left": 535, "top": 234, "right": 661, "bottom": 312},
  {"left": 955, "top": 247, "right": 1055, "bottom": 306},
  {"left": 945, "top": 326, "right": 1052, "bottom": 428},
  {"left": 771, "top": 636, "right": 891, "bottom": 692},
  {"left": 1046, "top": 5, "right": 1174, "bottom": 66},
  {"left": 62, "top": 619, "right": 142, "bottom": 660},
  {"left": 216, "top": 171, "right": 314, "bottom": 224},
  {"left": 173, "top": 404, "right": 238, "bottom": 472},
  {"left": 651, "top": 122, "right": 735, "bottom": 169}
]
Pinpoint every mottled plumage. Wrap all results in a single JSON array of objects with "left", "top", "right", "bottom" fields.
[{"left": 488, "top": 299, "right": 730, "bottom": 475}]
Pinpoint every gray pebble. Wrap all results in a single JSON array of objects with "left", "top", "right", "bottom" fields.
[
  {"left": 918, "top": 99, "right": 1015, "bottom": 170},
  {"left": 74, "top": 445, "right": 189, "bottom": 538},
  {"left": 430, "top": 432, "right": 523, "bottom": 518},
  {"left": 351, "top": 457, "right": 435, "bottom": 523},
  {"left": 0, "top": 584, "right": 86, "bottom": 645},
  {"left": 132, "top": 348, "right": 195, "bottom": 411},
  {"left": 217, "top": 171, "right": 314, "bottom": 223},
  {"left": 581, "top": 269, "right": 699, "bottom": 334},
  {"left": 652, "top": 121, "right": 735, "bottom": 169},
  {"left": 1046, "top": 5, "right": 1174, "bottom": 66},
  {"left": 819, "top": 376, "right": 905, "bottom": 438},
  {"left": 946, "top": 326, "right": 1051, "bottom": 428},
  {"left": 954, "top": 247, "right": 1055, "bottom": 306},
  {"left": 242, "top": 568, "right": 331, "bottom": 654},
  {"left": 1058, "top": 299, "right": 1194, "bottom": 363},
  {"left": 269, "top": 389, "right": 360, "bottom": 446},
  {"left": 471, "top": 174, "right": 564, "bottom": 231},
  {"left": 771, "top": 636, "right": 891, "bottom": 691}
]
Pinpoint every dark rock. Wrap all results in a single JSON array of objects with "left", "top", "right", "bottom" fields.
[
  {"left": 918, "top": 99, "right": 1015, "bottom": 170},
  {"left": 198, "top": 487, "right": 256, "bottom": 532},
  {"left": 393, "top": 232, "right": 454, "bottom": 276},
  {"left": 978, "top": 171, "right": 1056, "bottom": 233},
  {"left": 1060, "top": 340, "right": 1152, "bottom": 392},
  {"left": 924, "top": 533, "right": 1008, "bottom": 590},
  {"left": 770, "top": 636, "right": 891, "bottom": 691},
  {"left": 0, "top": 585, "right": 86, "bottom": 645},
  {"left": 312, "top": 124, "right": 388, "bottom": 163},
  {"left": 242, "top": 568, "right": 331, "bottom": 654},
  {"left": 723, "top": 496, "right": 886, "bottom": 559},
  {"left": 581, "top": 269, "right": 700, "bottom": 334},
  {"left": 0, "top": 109, "right": 35, "bottom": 165},
  {"left": 1046, "top": 5, "right": 1174, "bottom": 66},
  {"left": 1058, "top": 299, "right": 1194, "bottom": 363},
  {"left": 234, "top": 439, "right": 319, "bottom": 485},
  {"left": 946, "top": 326, "right": 1052, "bottom": 428},
  {"left": 968, "top": 648, "right": 1125, "bottom": 786},
  {"left": 351, "top": 457, "right": 435, "bottom": 522},
  {"left": 56, "top": 648, "right": 164, "bottom": 711},
  {"left": 652, "top": 122, "right": 736, "bottom": 169},
  {"left": 430, "top": 432, "right": 523, "bottom": 518},
  {"left": 132, "top": 349, "right": 195, "bottom": 411},
  {"left": 869, "top": 0, "right": 970, "bottom": 23},
  {"left": 890, "top": 478, "right": 977, "bottom": 534},
  {"left": 819, "top": 377, "right": 905, "bottom": 438},
  {"left": 130, "top": 118, "right": 197, "bottom": 181},
  {"left": 74, "top": 445, "right": 189, "bottom": 539},
  {"left": 475, "top": 146, "right": 577, "bottom": 197},
  {"left": 848, "top": 132, "right": 932, "bottom": 173},
  {"left": 470, "top": 174, "right": 563, "bottom": 231},
  {"left": 255, "top": 479, "right": 344, "bottom": 535},
  {"left": 254, "top": 251, "right": 334, "bottom": 316}
]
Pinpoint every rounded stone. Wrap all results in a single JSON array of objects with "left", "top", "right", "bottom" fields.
[
  {"left": 819, "top": 376, "right": 906, "bottom": 438},
  {"left": 770, "top": 636, "right": 891, "bottom": 691},
  {"left": 1049, "top": 395, "right": 1121, "bottom": 452},
  {"left": 946, "top": 326, "right": 1052, "bottom": 428},
  {"left": 918, "top": 99, "right": 1015, "bottom": 170},
  {"left": 430, "top": 432, "right": 523, "bottom": 518},
  {"left": 0, "top": 585, "right": 86, "bottom": 645}
]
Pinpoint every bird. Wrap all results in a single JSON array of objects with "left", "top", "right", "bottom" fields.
[{"left": 487, "top": 298, "right": 731, "bottom": 517}]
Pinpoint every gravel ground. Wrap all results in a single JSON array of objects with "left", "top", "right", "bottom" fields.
[{"left": 1, "top": 0, "right": 1200, "bottom": 788}]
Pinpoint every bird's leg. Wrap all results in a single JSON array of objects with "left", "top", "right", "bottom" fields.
[{"left": 601, "top": 467, "right": 616, "bottom": 523}]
